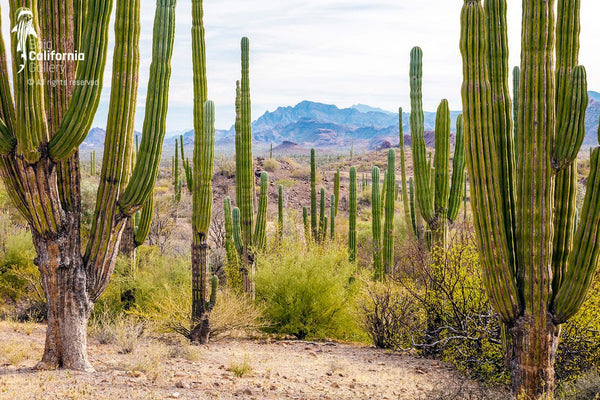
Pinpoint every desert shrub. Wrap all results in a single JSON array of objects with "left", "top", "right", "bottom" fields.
[
  {"left": 275, "top": 178, "right": 295, "bottom": 189},
  {"left": 358, "top": 188, "right": 371, "bottom": 206},
  {"left": 254, "top": 239, "right": 365, "bottom": 341},
  {"left": 290, "top": 166, "right": 311, "bottom": 181},
  {"left": 557, "top": 371, "right": 600, "bottom": 400},
  {"left": 359, "top": 279, "right": 424, "bottom": 349},
  {"left": 216, "top": 155, "right": 236, "bottom": 178},
  {"left": 262, "top": 158, "right": 280, "bottom": 172}
]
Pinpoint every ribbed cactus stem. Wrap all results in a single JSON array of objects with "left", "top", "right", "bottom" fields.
[
  {"left": 278, "top": 184, "right": 284, "bottom": 240},
  {"left": 383, "top": 149, "right": 395, "bottom": 274},
  {"left": 302, "top": 206, "right": 310, "bottom": 243},
  {"left": 270, "top": 143, "right": 273, "bottom": 159},
  {"left": 348, "top": 166, "right": 357, "bottom": 262},
  {"left": 254, "top": 172, "right": 268, "bottom": 250},
  {"left": 330, "top": 194, "right": 335, "bottom": 239},
  {"left": 334, "top": 168, "right": 340, "bottom": 217},
  {"left": 319, "top": 187, "right": 326, "bottom": 242},
  {"left": 232, "top": 207, "right": 243, "bottom": 255},
  {"left": 223, "top": 197, "right": 238, "bottom": 273},
  {"left": 409, "top": 177, "right": 417, "bottom": 235},
  {"left": 134, "top": 192, "right": 154, "bottom": 247},
  {"left": 371, "top": 167, "right": 382, "bottom": 280},
  {"left": 380, "top": 171, "right": 387, "bottom": 215},
  {"left": 310, "top": 148, "right": 318, "bottom": 240}
]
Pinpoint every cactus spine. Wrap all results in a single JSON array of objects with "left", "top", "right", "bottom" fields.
[
  {"left": 0, "top": 0, "right": 177, "bottom": 369},
  {"left": 409, "top": 47, "right": 465, "bottom": 248},
  {"left": 348, "top": 166, "right": 357, "bottom": 262},
  {"left": 460, "top": 0, "right": 600, "bottom": 397},
  {"left": 278, "top": 184, "right": 284, "bottom": 240},
  {"left": 371, "top": 167, "right": 382, "bottom": 280},
  {"left": 254, "top": 172, "right": 268, "bottom": 250},
  {"left": 383, "top": 149, "right": 395, "bottom": 274}
]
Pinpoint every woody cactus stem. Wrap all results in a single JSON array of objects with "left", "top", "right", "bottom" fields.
[
  {"left": 0, "top": 0, "right": 176, "bottom": 370},
  {"left": 235, "top": 37, "right": 255, "bottom": 294},
  {"left": 348, "top": 166, "right": 357, "bottom": 262},
  {"left": 278, "top": 184, "right": 284, "bottom": 240},
  {"left": 460, "top": 0, "right": 600, "bottom": 398},
  {"left": 254, "top": 172, "right": 268, "bottom": 250},
  {"left": 371, "top": 167, "right": 382, "bottom": 280},
  {"left": 383, "top": 149, "right": 395, "bottom": 274},
  {"left": 334, "top": 168, "right": 340, "bottom": 217},
  {"left": 310, "top": 148, "right": 318, "bottom": 240},
  {"left": 409, "top": 47, "right": 465, "bottom": 248}
]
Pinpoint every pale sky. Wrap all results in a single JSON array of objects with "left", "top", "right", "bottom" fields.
[{"left": 2, "top": 1, "right": 600, "bottom": 131}]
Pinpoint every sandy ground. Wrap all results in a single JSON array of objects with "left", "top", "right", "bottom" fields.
[{"left": 0, "top": 321, "right": 508, "bottom": 400}]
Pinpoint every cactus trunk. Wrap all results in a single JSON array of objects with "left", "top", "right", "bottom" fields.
[
  {"left": 254, "top": 172, "right": 268, "bottom": 250},
  {"left": 460, "top": 0, "right": 600, "bottom": 398}
]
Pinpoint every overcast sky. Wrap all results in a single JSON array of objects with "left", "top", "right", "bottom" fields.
[{"left": 2, "top": 1, "right": 600, "bottom": 131}]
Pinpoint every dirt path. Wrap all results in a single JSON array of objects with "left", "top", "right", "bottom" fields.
[{"left": 0, "top": 322, "right": 507, "bottom": 400}]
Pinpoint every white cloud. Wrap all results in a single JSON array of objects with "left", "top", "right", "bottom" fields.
[{"left": 1, "top": 1, "right": 600, "bottom": 131}]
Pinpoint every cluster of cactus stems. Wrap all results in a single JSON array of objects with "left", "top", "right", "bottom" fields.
[
  {"left": 371, "top": 167, "right": 383, "bottom": 279},
  {"left": 310, "top": 148, "right": 318, "bottom": 240},
  {"left": 460, "top": 0, "right": 600, "bottom": 397},
  {"left": 383, "top": 149, "right": 395, "bottom": 274},
  {"left": 371, "top": 149, "right": 396, "bottom": 280},
  {"left": 0, "top": 0, "right": 177, "bottom": 369},
  {"left": 409, "top": 47, "right": 465, "bottom": 248},
  {"left": 361, "top": 174, "right": 369, "bottom": 191}
]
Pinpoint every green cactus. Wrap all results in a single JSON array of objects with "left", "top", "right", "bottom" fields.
[
  {"left": 278, "top": 184, "right": 284, "bottom": 240},
  {"left": 270, "top": 143, "right": 273, "bottom": 159},
  {"left": 223, "top": 197, "right": 241, "bottom": 291},
  {"left": 333, "top": 168, "right": 340, "bottom": 217},
  {"left": 383, "top": 149, "right": 395, "bottom": 274},
  {"left": 513, "top": 66, "right": 520, "bottom": 156},
  {"left": 319, "top": 187, "right": 326, "bottom": 242},
  {"left": 330, "top": 194, "right": 335, "bottom": 239},
  {"left": 310, "top": 148, "right": 318, "bottom": 240},
  {"left": 380, "top": 171, "right": 386, "bottom": 215},
  {"left": 371, "top": 167, "right": 382, "bottom": 280},
  {"left": 0, "top": 0, "right": 177, "bottom": 369},
  {"left": 348, "top": 166, "right": 357, "bottom": 262},
  {"left": 460, "top": 1, "right": 600, "bottom": 397},
  {"left": 133, "top": 192, "right": 154, "bottom": 248},
  {"left": 232, "top": 207, "right": 243, "bottom": 255},
  {"left": 90, "top": 151, "right": 96, "bottom": 176},
  {"left": 409, "top": 47, "right": 465, "bottom": 248},
  {"left": 235, "top": 37, "right": 257, "bottom": 294},
  {"left": 302, "top": 206, "right": 310, "bottom": 243},
  {"left": 180, "top": 135, "right": 193, "bottom": 192},
  {"left": 408, "top": 177, "right": 417, "bottom": 235},
  {"left": 254, "top": 172, "right": 268, "bottom": 250}
]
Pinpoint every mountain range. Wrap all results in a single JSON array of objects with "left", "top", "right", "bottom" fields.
[{"left": 83, "top": 94, "right": 600, "bottom": 154}]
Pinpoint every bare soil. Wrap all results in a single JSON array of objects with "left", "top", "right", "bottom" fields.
[{"left": 0, "top": 322, "right": 509, "bottom": 400}]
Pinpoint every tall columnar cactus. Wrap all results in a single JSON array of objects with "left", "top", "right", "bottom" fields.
[
  {"left": 270, "top": 143, "right": 273, "bottom": 159},
  {"left": 408, "top": 177, "right": 418, "bottom": 235},
  {"left": 371, "top": 167, "right": 382, "bottom": 280},
  {"left": 409, "top": 47, "right": 465, "bottom": 248},
  {"left": 232, "top": 207, "right": 243, "bottom": 255},
  {"left": 512, "top": 67, "right": 520, "bottom": 156},
  {"left": 330, "top": 194, "right": 335, "bottom": 239},
  {"left": 278, "top": 184, "right": 284, "bottom": 240},
  {"left": 460, "top": 1, "right": 600, "bottom": 397},
  {"left": 90, "top": 151, "right": 96, "bottom": 176},
  {"left": 302, "top": 206, "right": 310, "bottom": 242},
  {"left": 0, "top": 0, "right": 176, "bottom": 369},
  {"left": 333, "top": 168, "right": 340, "bottom": 217},
  {"left": 234, "top": 37, "right": 257, "bottom": 294},
  {"left": 254, "top": 172, "right": 268, "bottom": 250},
  {"left": 380, "top": 171, "right": 387, "bottom": 215},
  {"left": 319, "top": 187, "right": 326, "bottom": 241},
  {"left": 310, "top": 148, "right": 318, "bottom": 240},
  {"left": 223, "top": 197, "right": 241, "bottom": 290},
  {"left": 348, "top": 166, "right": 357, "bottom": 262},
  {"left": 180, "top": 135, "right": 193, "bottom": 192},
  {"left": 383, "top": 149, "right": 395, "bottom": 274}
]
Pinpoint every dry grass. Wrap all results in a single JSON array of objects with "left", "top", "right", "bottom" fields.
[
  {"left": 228, "top": 354, "right": 254, "bottom": 377},
  {"left": 0, "top": 339, "right": 31, "bottom": 366}
]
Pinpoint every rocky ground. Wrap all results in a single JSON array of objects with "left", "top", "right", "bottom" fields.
[{"left": 0, "top": 321, "right": 510, "bottom": 400}]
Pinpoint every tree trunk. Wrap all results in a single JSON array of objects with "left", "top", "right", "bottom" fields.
[
  {"left": 191, "top": 234, "right": 213, "bottom": 344},
  {"left": 32, "top": 216, "right": 93, "bottom": 372},
  {"left": 508, "top": 315, "right": 560, "bottom": 399}
]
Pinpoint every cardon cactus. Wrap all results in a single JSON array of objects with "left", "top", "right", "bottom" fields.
[
  {"left": 460, "top": 0, "right": 600, "bottom": 397},
  {"left": 180, "top": 134, "right": 193, "bottom": 192},
  {"left": 0, "top": 0, "right": 176, "bottom": 369},
  {"left": 302, "top": 206, "right": 310, "bottom": 242},
  {"left": 383, "top": 149, "right": 395, "bottom": 274},
  {"left": 319, "top": 187, "right": 326, "bottom": 241},
  {"left": 348, "top": 166, "right": 357, "bottom": 262},
  {"left": 333, "top": 168, "right": 340, "bottom": 217},
  {"left": 278, "top": 184, "right": 284, "bottom": 240},
  {"left": 223, "top": 197, "right": 240, "bottom": 288},
  {"left": 330, "top": 194, "right": 335, "bottom": 239},
  {"left": 408, "top": 177, "right": 417, "bottom": 235},
  {"left": 310, "top": 148, "right": 318, "bottom": 240},
  {"left": 371, "top": 167, "right": 382, "bottom": 280},
  {"left": 254, "top": 172, "right": 268, "bottom": 250},
  {"left": 409, "top": 46, "right": 465, "bottom": 248}
]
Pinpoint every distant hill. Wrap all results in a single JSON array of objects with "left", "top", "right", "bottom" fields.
[{"left": 83, "top": 95, "right": 600, "bottom": 154}]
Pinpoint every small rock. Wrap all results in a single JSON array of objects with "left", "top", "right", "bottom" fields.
[
  {"left": 270, "top": 385, "right": 277, "bottom": 390},
  {"left": 169, "top": 393, "right": 180, "bottom": 399},
  {"left": 175, "top": 381, "right": 189, "bottom": 389},
  {"left": 326, "top": 371, "right": 333, "bottom": 376},
  {"left": 331, "top": 383, "right": 340, "bottom": 388}
]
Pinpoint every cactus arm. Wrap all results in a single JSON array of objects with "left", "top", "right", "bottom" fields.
[
  {"left": 553, "top": 148, "right": 600, "bottom": 322},
  {"left": 192, "top": 100, "right": 215, "bottom": 235},
  {"left": 398, "top": 108, "right": 411, "bottom": 230},
  {"left": 371, "top": 166, "right": 382, "bottom": 280},
  {"left": 460, "top": 0, "right": 519, "bottom": 322},
  {"left": 310, "top": 148, "right": 318, "bottom": 239},
  {"left": 133, "top": 191, "right": 154, "bottom": 247},
  {"left": 409, "top": 47, "right": 433, "bottom": 223},
  {"left": 448, "top": 114, "right": 466, "bottom": 222},
  {"left": 254, "top": 172, "right": 268, "bottom": 250},
  {"left": 433, "top": 100, "right": 450, "bottom": 222},
  {"left": 180, "top": 134, "right": 193, "bottom": 191},
  {"left": 232, "top": 206, "right": 243, "bottom": 255},
  {"left": 383, "top": 149, "right": 395, "bottom": 274},
  {"left": 552, "top": 66, "right": 588, "bottom": 170},
  {"left": 348, "top": 166, "right": 357, "bottom": 262},
  {"left": 119, "top": 0, "right": 177, "bottom": 214},
  {"left": 10, "top": 6, "right": 48, "bottom": 164},
  {"left": 47, "top": 0, "right": 113, "bottom": 161}
]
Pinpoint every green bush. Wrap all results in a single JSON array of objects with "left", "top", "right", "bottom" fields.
[
  {"left": 255, "top": 239, "right": 365, "bottom": 341},
  {"left": 262, "top": 158, "right": 280, "bottom": 172}
]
